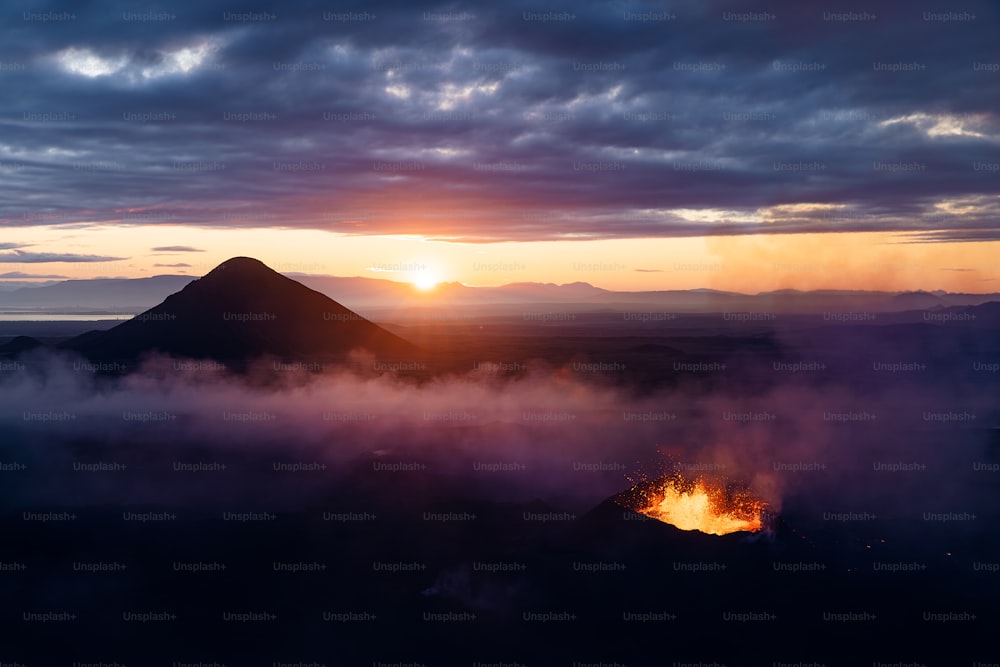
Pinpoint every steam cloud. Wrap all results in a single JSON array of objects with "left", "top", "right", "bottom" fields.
[{"left": 0, "top": 348, "right": 994, "bottom": 520}]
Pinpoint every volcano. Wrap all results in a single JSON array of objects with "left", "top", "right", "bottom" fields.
[
  {"left": 63, "top": 257, "right": 418, "bottom": 367},
  {"left": 612, "top": 472, "right": 769, "bottom": 535}
]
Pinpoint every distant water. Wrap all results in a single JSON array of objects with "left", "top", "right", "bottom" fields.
[{"left": 0, "top": 313, "right": 135, "bottom": 321}]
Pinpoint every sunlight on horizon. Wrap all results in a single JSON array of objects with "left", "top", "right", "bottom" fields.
[{"left": 0, "top": 224, "right": 997, "bottom": 294}]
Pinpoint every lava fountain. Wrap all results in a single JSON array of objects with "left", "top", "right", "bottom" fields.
[{"left": 617, "top": 473, "right": 768, "bottom": 536}]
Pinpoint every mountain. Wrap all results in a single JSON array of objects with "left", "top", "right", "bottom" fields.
[
  {"left": 493, "top": 281, "right": 608, "bottom": 300},
  {"left": 6, "top": 269, "right": 1000, "bottom": 319},
  {"left": 290, "top": 274, "right": 423, "bottom": 308},
  {"left": 0, "top": 280, "right": 63, "bottom": 292},
  {"left": 888, "top": 290, "right": 946, "bottom": 310},
  {"left": 0, "top": 335, "right": 43, "bottom": 356},
  {"left": 0, "top": 275, "right": 194, "bottom": 313},
  {"left": 62, "top": 257, "right": 417, "bottom": 366},
  {"left": 294, "top": 276, "right": 606, "bottom": 306}
]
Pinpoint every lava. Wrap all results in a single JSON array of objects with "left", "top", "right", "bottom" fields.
[{"left": 619, "top": 473, "right": 767, "bottom": 535}]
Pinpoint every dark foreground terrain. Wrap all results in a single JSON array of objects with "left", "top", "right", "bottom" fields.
[{"left": 1, "top": 308, "right": 998, "bottom": 665}]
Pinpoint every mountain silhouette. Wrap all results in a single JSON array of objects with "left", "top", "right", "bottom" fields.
[
  {"left": 0, "top": 274, "right": 193, "bottom": 313},
  {"left": 63, "top": 257, "right": 417, "bottom": 367},
  {"left": 0, "top": 335, "right": 43, "bottom": 356}
]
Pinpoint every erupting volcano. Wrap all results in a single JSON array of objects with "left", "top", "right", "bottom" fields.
[{"left": 617, "top": 473, "right": 768, "bottom": 536}]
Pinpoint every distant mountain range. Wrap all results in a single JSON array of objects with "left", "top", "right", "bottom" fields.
[
  {"left": 2, "top": 257, "right": 998, "bottom": 380},
  {"left": 1, "top": 268, "right": 998, "bottom": 318},
  {"left": 0, "top": 275, "right": 194, "bottom": 313}
]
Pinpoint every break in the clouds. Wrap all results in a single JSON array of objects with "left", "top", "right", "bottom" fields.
[
  {"left": 0, "top": 250, "right": 127, "bottom": 263},
  {"left": 1, "top": 0, "right": 998, "bottom": 241}
]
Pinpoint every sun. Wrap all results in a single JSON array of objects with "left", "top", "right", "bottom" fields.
[{"left": 412, "top": 273, "right": 440, "bottom": 291}]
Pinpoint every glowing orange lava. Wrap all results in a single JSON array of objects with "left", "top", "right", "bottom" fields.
[{"left": 621, "top": 474, "right": 767, "bottom": 535}]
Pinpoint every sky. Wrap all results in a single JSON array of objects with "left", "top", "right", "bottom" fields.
[{"left": 1, "top": 0, "right": 998, "bottom": 293}]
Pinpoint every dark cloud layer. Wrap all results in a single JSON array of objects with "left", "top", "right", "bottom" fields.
[
  {"left": 0, "top": 271, "right": 69, "bottom": 278},
  {"left": 1, "top": 0, "right": 998, "bottom": 240},
  {"left": 151, "top": 245, "right": 204, "bottom": 252},
  {"left": 0, "top": 250, "right": 127, "bottom": 263}
]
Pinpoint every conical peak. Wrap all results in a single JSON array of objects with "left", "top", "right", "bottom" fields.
[
  {"left": 206, "top": 257, "right": 274, "bottom": 278},
  {"left": 191, "top": 257, "right": 290, "bottom": 293},
  {"left": 64, "top": 255, "right": 418, "bottom": 364}
]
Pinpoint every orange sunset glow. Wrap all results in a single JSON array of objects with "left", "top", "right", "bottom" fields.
[{"left": 2, "top": 225, "right": 997, "bottom": 295}]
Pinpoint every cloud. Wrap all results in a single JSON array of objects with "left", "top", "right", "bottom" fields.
[
  {"left": 0, "top": 251, "right": 126, "bottom": 263},
  {"left": 634, "top": 268, "right": 663, "bottom": 273},
  {"left": 153, "top": 262, "right": 192, "bottom": 267},
  {"left": 0, "top": 342, "right": 991, "bottom": 518},
  {"left": 151, "top": 246, "right": 205, "bottom": 252},
  {"left": 0, "top": 0, "right": 996, "bottom": 242},
  {"left": 0, "top": 352, "right": 644, "bottom": 508},
  {"left": 0, "top": 271, "right": 69, "bottom": 279}
]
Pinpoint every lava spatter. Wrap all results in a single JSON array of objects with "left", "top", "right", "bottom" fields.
[{"left": 618, "top": 472, "right": 768, "bottom": 535}]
